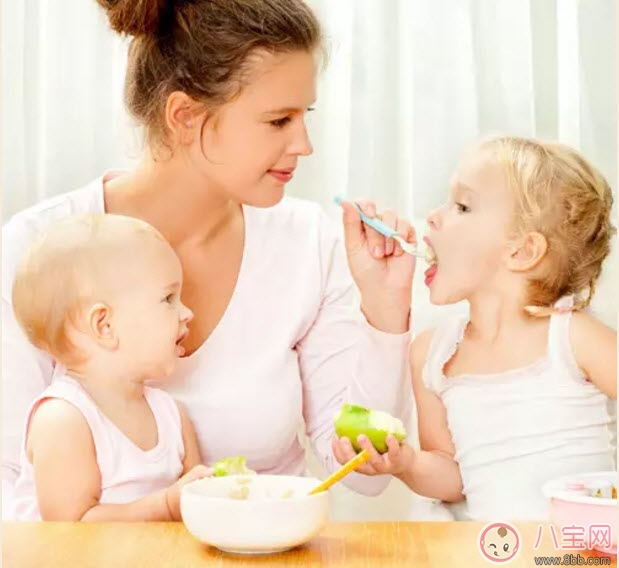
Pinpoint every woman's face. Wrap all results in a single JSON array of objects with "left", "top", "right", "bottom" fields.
[{"left": 191, "top": 50, "right": 317, "bottom": 207}]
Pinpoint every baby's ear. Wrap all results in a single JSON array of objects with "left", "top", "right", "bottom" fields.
[
  {"left": 87, "top": 303, "right": 119, "bottom": 350},
  {"left": 504, "top": 231, "right": 547, "bottom": 272}
]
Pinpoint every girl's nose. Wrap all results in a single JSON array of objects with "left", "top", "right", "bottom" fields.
[{"left": 426, "top": 207, "right": 441, "bottom": 230}]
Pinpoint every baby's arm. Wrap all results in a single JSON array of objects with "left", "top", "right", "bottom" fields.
[
  {"left": 177, "top": 402, "right": 203, "bottom": 473},
  {"left": 394, "top": 329, "right": 464, "bottom": 502},
  {"left": 29, "top": 399, "right": 206, "bottom": 521},
  {"left": 570, "top": 311, "right": 617, "bottom": 399}
]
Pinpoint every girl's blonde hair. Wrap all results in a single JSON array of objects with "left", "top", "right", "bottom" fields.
[
  {"left": 481, "top": 136, "right": 615, "bottom": 317},
  {"left": 12, "top": 214, "right": 166, "bottom": 364}
]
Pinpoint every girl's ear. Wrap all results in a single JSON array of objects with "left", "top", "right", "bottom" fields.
[{"left": 505, "top": 231, "right": 548, "bottom": 272}]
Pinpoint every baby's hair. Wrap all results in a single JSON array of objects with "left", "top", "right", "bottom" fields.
[
  {"left": 498, "top": 526, "right": 508, "bottom": 538},
  {"left": 95, "top": 0, "right": 323, "bottom": 153},
  {"left": 12, "top": 214, "right": 166, "bottom": 364},
  {"left": 480, "top": 136, "right": 615, "bottom": 317}
]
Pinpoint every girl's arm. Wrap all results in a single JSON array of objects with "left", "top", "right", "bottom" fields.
[
  {"left": 570, "top": 312, "right": 617, "bottom": 399},
  {"left": 29, "top": 399, "right": 206, "bottom": 521},
  {"left": 395, "top": 329, "right": 464, "bottom": 502},
  {"left": 331, "top": 328, "right": 464, "bottom": 503}
]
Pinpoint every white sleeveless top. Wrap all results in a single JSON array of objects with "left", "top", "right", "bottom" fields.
[
  {"left": 422, "top": 301, "right": 617, "bottom": 521},
  {"left": 12, "top": 367, "right": 185, "bottom": 520}
]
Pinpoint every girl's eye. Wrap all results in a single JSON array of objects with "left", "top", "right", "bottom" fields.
[
  {"left": 270, "top": 116, "right": 291, "bottom": 128},
  {"left": 456, "top": 202, "right": 470, "bottom": 213}
]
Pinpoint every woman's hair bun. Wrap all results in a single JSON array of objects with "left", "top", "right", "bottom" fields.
[{"left": 96, "top": 0, "right": 174, "bottom": 37}]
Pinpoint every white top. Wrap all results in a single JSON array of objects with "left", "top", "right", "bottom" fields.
[
  {"left": 12, "top": 368, "right": 185, "bottom": 521},
  {"left": 422, "top": 301, "right": 617, "bottom": 521},
  {"left": 2, "top": 175, "right": 413, "bottom": 518}
]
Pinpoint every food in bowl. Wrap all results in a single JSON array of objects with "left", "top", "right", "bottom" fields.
[
  {"left": 543, "top": 471, "right": 617, "bottom": 555},
  {"left": 334, "top": 403, "right": 406, "bottom": 453},
  {"left": 181, "top": 474, "right": 329, "bottom": 554},
  {"left": 225, "top": 476, "right": 295, "bottom": 500}
]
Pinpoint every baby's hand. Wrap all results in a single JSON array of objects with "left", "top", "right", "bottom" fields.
[
  {"left": 331, "top": 434, "right": 414, "bottom": 476},
  {"left": 165, "top": 465, "right": 213, "bottom": 520}
]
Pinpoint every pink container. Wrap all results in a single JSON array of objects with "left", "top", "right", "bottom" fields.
[{"left": 543, "top": 471, "right": 617, "bottom": 555}]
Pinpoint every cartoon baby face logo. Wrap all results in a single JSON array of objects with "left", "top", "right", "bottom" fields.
[{"left": 478, "top": 522, "right": 521, "bottom": 564}]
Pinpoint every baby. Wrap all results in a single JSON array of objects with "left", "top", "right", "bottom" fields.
[
  {"left": 11, "top": 214, "right": 210, "bottom": 521},
  {"left": 334, "top": 136, "right": 617, "bottom": 521}
]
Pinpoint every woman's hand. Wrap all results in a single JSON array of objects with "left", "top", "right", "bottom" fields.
[
  {"left": 165, "top": 464, "right": 212, "bottom": 520},
  {"left": 340, "top": 199, "right": 416, "bottom": 333},
  {"left": 331, "top": 434, "right": 414, "bottom": 477}
]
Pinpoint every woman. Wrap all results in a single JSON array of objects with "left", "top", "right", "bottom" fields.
[{"left": 2, "top": 0, "right": 418, "bottom": 517}]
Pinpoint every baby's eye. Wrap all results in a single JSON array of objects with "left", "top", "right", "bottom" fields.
[
  {"left": 503, "top": 543, "right": 509, "bottom": 552},
  {"left": 456, "top": 202, "right": 470, "bottom": 213},
  {"left": 164, "top": 293, "right": 175, "bottom": 304}
]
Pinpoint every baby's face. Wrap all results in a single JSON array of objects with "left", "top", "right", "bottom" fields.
[
  {"left": 110, "top": 238, "right": 193, "bottom": 379},
  {"left": 423, "top": 148, "right": 516, "bottom": 306}
]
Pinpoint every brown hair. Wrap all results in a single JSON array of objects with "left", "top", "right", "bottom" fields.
[
  {"left": 96, "top": 0, "right": 322, "bottom": 151},
  {"left": 482, "top": 136, "right": 615, "bottom": 316}
]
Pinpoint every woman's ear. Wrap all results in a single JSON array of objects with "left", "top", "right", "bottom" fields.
[
  {"left": 505, "top": 231, "right": 548, "bottom": 272},
  {"left": 87, "top": 303, "right": 119, "bottom": 350},
  {"left": 165, "top": 91, "right": 200, "bottom": 146}
]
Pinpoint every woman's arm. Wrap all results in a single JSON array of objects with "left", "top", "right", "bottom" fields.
[
  {"left": 2, "top": 303, "right": 55, "bottom": 519},
  {"left": 297, "top": 207, "right": 414, "bottom": 496},
  {"left": 2, "top": 219, "right": 58, "bottom": 518},
  {"left": 570, "top": 311, "right": 617, "bottom": 399}
]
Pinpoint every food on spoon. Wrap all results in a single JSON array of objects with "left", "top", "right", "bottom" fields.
[
  {"left": 212, "top": 457, "right": 256, "bottom": 477},
  {"left": 425, "top": 245, "right": 437, "bottom": 264},
  {"left": 334, "top": 403, "right": 406, "bottom": 454}
]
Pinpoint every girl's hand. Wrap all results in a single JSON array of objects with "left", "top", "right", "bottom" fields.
[
  {"left": 340, "top": 200, "right": 416, "bottom": 333},
  {"left": 331, "top": 434, "right": 414, "bottom": 477},
  {"left": 165, "top": 464, "right": 212, "bottom": 520}
]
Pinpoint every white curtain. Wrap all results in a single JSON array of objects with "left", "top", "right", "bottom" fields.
[
  {"left": 295, "top": 0, "right": 617, "bottom": 220},
  {"left": 2, "top": 0, "right": 616, "bottom": 222}
]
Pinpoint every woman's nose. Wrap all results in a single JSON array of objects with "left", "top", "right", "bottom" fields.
[{"left": 289, "top": 118, "right": 313, "bottom": 157}]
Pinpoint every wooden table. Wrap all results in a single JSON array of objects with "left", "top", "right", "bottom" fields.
[{"left": 3, "top": 522, "right": 616, "bottom": 567}]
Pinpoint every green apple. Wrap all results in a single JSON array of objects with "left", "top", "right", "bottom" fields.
[
  {"left": 212, "top": 457, "right": 256, "bottom": 477},
  {"left": 334, "top": 403, "right": 406, "bottom": 453}
]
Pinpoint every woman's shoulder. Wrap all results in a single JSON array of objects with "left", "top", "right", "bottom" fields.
[
  {"left": 2, "top": 177, "right": 104, "bottom": 300},
  {"left": 4, "top": 177, "right": 104, "bottom": 235}
]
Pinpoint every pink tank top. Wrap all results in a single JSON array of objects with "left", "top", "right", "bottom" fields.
[{"left": 12, "top": 367, "right": 185, "bottom": 520}]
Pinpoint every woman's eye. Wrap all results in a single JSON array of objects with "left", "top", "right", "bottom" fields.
[
  {"left": 270, "top": 116, "right": 291, "bottom": 128},
  {"left": 456, "top": 202, "right": 470, "bottom": 213}
]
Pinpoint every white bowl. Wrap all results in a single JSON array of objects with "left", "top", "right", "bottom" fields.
[{"left": 180, "top": 474, "right": 329, "bottom": 554}]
